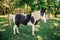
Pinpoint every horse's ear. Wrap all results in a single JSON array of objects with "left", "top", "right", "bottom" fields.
[
  {"left": 42, "top": 7, "right": 46, "bottom": 11},
  {"left": 44, "top": 8, "right": 46, "bottom": 10}
]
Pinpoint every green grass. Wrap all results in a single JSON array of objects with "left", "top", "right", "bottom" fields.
[{"left": 0, "top": 16, "right": 60, "bottom": 40}]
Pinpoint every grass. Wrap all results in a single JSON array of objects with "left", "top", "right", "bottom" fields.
[{"left": 0, "top": 15, "right": 60, "bottom": 40}]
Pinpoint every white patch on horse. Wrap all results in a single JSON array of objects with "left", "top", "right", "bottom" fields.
[
  {"left": 32, "top": 24, "right": 34, "bottom": 35},
  {"left": 27, "top": 21, "right": 35, "bottom": 35},
  {"left": 27, "top": 21, "right": 32, "bottom": 25},
  {"left": 16, "top": 26, "right": 19, "bottom": 34},
  {"left": 13, "top": 25, "right": 17, "bottom": 34},
  {"left": 42, "top": 13, "right": 46, "bottom": 23},
  {"left": 13, "top": 24, "right": 19, "bottom": 34},
  {"left": 32, "top": 11, "right": 41, "bottom": 21}
]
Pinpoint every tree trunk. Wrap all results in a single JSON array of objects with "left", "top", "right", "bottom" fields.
[
  {"left": 24, "top": 4, "right": 28, "bottom": 14},
  {"left": 54, "top": 8, "right": 57, "bottom": 17},
  {"left": 54, "top": 14, "right": 57, "bottom": 17},
  {"left": 47, "top": 10, "right": 50, "bottom": 19},
  {"left": 47, "top": 0, "right": 50, "bottom": 19},
  {"left": 4, "top": 7, "right": 6, "bottom": 15}
]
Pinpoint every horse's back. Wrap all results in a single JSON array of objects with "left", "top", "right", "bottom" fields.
[{"left": 15, "top": 14, "right": 25, "bottom": 22}]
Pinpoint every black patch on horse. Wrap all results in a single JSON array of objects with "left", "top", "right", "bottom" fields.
[
  {"left": 15, "top": 14, "right": 35, "bottom": 27},
  {"left": 34, "top": 20, "right": 40, "bottom": 25},
  {"left": 41, "top": 8, "right": 46, "bottom": 16}
]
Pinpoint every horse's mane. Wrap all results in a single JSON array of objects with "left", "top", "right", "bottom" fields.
[{"left": 26, "top": 14, "right": 31, "bottom": 19}]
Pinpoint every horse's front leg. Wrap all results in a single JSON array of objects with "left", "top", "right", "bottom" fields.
[{"left": 32, "top": 24, "right": 35, "bottom": 36}]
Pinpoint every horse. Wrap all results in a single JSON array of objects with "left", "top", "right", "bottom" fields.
[{"left": 8, "top": 8, "right": 46, "bottom": 36}]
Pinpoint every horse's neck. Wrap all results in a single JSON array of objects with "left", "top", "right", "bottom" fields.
[{"left": 32, "top": 11, "right": 41, "bottom": 21}]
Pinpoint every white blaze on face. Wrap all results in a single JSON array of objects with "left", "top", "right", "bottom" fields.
[{"left": 42, "top": 13, "right": 46, "bottom": 23}]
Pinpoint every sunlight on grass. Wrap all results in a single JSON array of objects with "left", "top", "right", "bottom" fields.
[
  {"left": 0, "top": 21, "right": 8, "bottom": 25},
  {"left": 35, "top": 29, "right": 39, "bottom": 31},
  {"left": 0, "top": 28, "right": 5, "bottom": 31},
  {"left": 0, "top": 21, "right": 5, "bottom": 24},
  {"left": 51, "top": 27, "right": 53, "bottom": 28},
  {"left": 57, "top": 15, "right": 60, "bottom": 17},
  {"left": 0, "top": 15, "right": 7, "bottom": 18},
  {"left": 54, "top": 31, "right": 60, "bottom": 36},
  {"left": 37, "top": 35, "right": 43, "bottom": 40},
  {"left": 55, "top": 18, "right": 60, "bottom": 21},
  {"left": 3, "top": 3, "right": 9, "bottom": 8},
  {"left": 35, "top": 25, "right": 40, "bottom": 31},
  {"left": 53, "top": 23, "right": 59, "bottom": 27},
  {"left": 2, "top": 24, "right": 8, "bottom": 26}
]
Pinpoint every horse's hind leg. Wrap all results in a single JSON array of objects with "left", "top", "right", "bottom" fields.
[
  {"left": 16, "top": 24, "right": 19, "bottom": 34},
  {"left": 15, "top": 22, "right": 20, "bottom": 34},
  {"left": 13, "top": 24, "right": 17, "bottom": 35},
  {"left": 13, "top": 24, "right": 19, "bottom": 35}
]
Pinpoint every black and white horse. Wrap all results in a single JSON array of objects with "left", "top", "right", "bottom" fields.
[{"left": 9, "top": 8, "right": 46, "bottom": 36}]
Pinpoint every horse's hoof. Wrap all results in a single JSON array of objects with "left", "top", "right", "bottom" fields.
[
  {"left": 16, "top": 33, "right": 20, "bottom": 35},
  {"left": 13, "top": 34, "right": 16, "bottom": 36},
  {"left": 32, "top": 35, "right": 34, "bottom": 37}
]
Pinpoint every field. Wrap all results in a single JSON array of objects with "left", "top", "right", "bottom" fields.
[{"left": 0, "top": 15, "right": 60, "bottom": 40}]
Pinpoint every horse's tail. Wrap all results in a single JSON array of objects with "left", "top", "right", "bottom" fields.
[{"left": 8, "top": 14, "right": 13, "bottom": 27}]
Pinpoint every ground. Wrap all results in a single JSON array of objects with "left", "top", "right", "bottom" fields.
[{"left": 0, "top": 15, "right": 60, "bottom": 40}]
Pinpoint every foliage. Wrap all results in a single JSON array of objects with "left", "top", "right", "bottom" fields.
[
  {"left": 0, "top": 0, "right": 60, "bottom": 15},
  {"left": 14, "top": 0, "right": 34, "bottom": 8}
]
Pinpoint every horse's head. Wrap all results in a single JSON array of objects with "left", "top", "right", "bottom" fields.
[{"left": 40, "top": 8, "right": 46, "bottom": 23}]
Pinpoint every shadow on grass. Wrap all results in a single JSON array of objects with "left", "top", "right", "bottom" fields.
[{"left": 0, "top": 31, "right": 7, "bottom": 40}]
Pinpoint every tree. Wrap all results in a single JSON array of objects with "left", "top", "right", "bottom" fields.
[
  {"left": 14, "top": 0, "right": 35, "bottom": 13},
  {"left": 54, "top": 0, "right": 60, "bottom": 17},
  {"left": 46, "top": 0, "right": 60, "bottom": 17}
]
